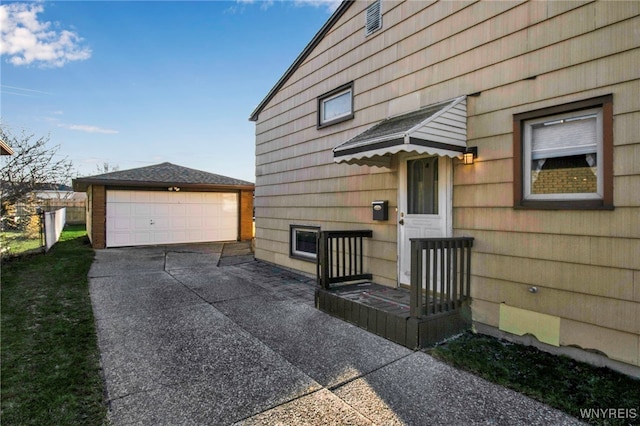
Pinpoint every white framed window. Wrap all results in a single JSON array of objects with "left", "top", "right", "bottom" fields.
[
  {"left": 318, "top": 82, "right": 354, "bottom": 128},
  {"left": 523, "top": 108, "right": 602, "bottom": 201},
  {"left": 365, "top": 0, "right": 382, "bottom": 36},
  {"left": 290, "top": 225, "right": 320, "bottom": 261}
]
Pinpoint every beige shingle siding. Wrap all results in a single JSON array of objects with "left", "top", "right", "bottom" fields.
[{"left": 253, "top": 0, "right": 640, "bottom": 367}]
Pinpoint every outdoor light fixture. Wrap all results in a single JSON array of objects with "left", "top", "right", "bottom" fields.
[
  {"left": 463, "top": 146, "right": 478, "bottom": 165},
  {"left": 167, "top": 186, "right": 181, "bottom": 192}
]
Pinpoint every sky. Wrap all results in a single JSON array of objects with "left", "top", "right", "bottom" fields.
[{"left": 0, "top": 0, "right": 340, "bottom": 183}]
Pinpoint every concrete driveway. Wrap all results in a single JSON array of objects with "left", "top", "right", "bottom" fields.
[{"left": 89, "top": 243, "right": 584, "bottom": 425}]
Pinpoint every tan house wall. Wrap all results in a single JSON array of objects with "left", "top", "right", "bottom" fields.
[{"left": 253, "top": 0, "right": 640, "bottom": 369}]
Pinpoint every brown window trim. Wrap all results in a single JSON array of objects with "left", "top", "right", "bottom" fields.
[
  {"left": 317, "top": 82, "right": 354, "bottom": 129},
  {"left": 513, "top": 94, "right": 614, "bottom": 210}
]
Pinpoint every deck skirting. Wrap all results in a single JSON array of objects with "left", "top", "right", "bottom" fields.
[{"left": 315, "top": 286, "right": 471, "bottom": 349}]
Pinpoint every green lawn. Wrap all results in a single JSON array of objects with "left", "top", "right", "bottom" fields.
[
  {"left": 0, "top": 231, "right": 42, "bottom": 257},
  {"left": 428, "top": 331, "right": 640, "bottom": 425},
  {"left": 1, "top": 225, "right": 107, "bottom": 426}
]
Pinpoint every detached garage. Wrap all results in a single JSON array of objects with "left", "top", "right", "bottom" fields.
[{"left": 73, "top": 162, "right": 254, "bottom": 248}]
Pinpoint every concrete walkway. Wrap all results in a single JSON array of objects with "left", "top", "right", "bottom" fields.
[{"left": 89, "top": 243, "right": 584, "bottom": 425}]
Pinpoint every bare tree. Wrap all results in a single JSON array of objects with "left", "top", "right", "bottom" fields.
[
  {"left": 95, "top": 162, "right": 119, "bottom": 174},
  {"left": 0, "top": 127, "right": 74, "bottom": 215}
]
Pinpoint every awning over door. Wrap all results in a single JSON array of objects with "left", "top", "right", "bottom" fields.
[{"left": 333, "top": 96, "right": 467, "bottom": 167}]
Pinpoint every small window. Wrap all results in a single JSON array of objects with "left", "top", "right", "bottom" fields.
[
  {"left": 290, "top": 225, "right": 320, "bottom": 262},
  {"left": 317, "top": 82, "right": 354, "bottom": 128},
  {"left": 513, "top": 95, "right": 613, "bottom": 209},
  {"left": 365, "top": 0, "right": 382, "bottom": 36}
]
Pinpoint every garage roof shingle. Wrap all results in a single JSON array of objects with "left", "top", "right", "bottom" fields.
[{"left": 73, "top": 162, "right": 254, "bottom": 191}]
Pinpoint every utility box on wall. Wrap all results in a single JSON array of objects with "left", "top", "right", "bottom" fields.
[{"left": 372, "top": 200, "right": 388, "bottom": 221}]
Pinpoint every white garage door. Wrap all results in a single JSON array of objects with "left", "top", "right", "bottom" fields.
[{"left": 106, "top": 190, "right": 238, "bottom": 247}]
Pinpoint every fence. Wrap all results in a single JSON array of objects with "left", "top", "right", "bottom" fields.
[
  {"left": 409, "top": 237, "right": 474, "bottom": 318},
  {"left": 0, "top": 208, "right": 67, "bottom": 258},
  {"left": 43, "top": 208, "right": 66, "bottom": 251},
  {"left": 16, "top": 199, "right": 85, "bottom": 225},
  {"left": 316, "top": 230, "right": 373, "bottom": 289}
]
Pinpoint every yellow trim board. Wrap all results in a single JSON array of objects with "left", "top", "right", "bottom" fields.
[{"left": 499, "top": 304, "right": 560, "bottom": 347}]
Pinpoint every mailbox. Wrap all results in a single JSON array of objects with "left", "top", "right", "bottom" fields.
[{"left": 372, "top": 200, "right": 388, "bottom": 221}]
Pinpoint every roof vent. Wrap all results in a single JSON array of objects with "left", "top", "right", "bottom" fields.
[{"left": 365, "top": 0, "right": 382, "bottom": 36}]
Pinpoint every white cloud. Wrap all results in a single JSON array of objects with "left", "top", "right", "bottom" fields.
[
  {"left": 233, "top": 0, "right": 340, "bottom": 13},
  {"left": 58, "top": 124, "right": 119, "bottom": 134},
  {"left": 226, "top": 0, "right": 275, "bottom": 14},
  {"left": 0, "top": 3, "right": 91, "bottom": 68},
  {"left": 294, "top": 0, "right": 342, "bottom": 12},
  {"left": 237, "top": 0, "right": 275, "bottom": 9}
]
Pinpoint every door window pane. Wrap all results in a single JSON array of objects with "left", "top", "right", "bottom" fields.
[{"left": 408, "top": 157, "right": 438, "bottom": 214}]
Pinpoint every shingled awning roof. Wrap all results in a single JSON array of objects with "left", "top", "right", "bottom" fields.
[
  {"left": 333, "top": 96, "right": 468, "bottom": 167},
  {"left": 73, "top": 162, "right": 254, "bottom": 192}
]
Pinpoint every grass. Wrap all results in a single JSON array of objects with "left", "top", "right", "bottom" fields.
[
  {"left": 1, "top": 225, "right": 107, "bottom": 426},
  {"left": 0, "top": 231, "right": 42, "bottom": 257},
  {"left": 428, "top": 331, "right": 640, "bottom": 425}
]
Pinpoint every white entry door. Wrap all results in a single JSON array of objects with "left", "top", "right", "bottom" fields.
[
  {"left": 398, "top": 154, "right": 452, "bottom": 286},
  {"left": 106, "top": 190, "right": 238, "bottom": 247}
]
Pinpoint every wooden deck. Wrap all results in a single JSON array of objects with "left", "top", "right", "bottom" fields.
[
  {"left": 315, "top": 232, "right": 473, "bottom": 349},
  {"left": 315, "top": 282, "right": 471, "bottom": 349}
]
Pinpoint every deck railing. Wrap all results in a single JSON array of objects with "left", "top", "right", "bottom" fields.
[
  {"left": 409, "top": 237, "right": 474, "bottom": 318},
  {"left": 317, "top": 230, "right": 373, "bottom": 289}
]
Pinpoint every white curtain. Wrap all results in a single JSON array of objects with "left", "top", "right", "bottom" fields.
[{"left": 531, "top": 114, "right": 597, "bottom": 160}]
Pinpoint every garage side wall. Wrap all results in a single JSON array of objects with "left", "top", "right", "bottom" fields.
[
  {"left": 90, "top": 185, "right": 107, "bottom": 249},
  {"left": 240, "top": 190, "right": 254, "bottom": 241},
  {"left": 85, "top": 185, "right": 93, "bottom": 245}
]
